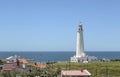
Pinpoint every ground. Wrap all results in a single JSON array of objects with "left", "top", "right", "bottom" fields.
[
  {"left": 0, "top": 60, "right": 120, "bottom": 77},
  {"left": 53, "top": 61, "right": 120, "bottom": 77}
]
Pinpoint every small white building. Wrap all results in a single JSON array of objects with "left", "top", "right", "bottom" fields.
[
  {"left": 61, "top": 70, "right": 91, "bottom": 77},
  {"left": 6, "top": 55, "right": 20, "bottom": 63}
]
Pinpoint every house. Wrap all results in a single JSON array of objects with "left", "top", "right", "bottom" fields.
[
  {"left": 18, "top": 58, "right": 28, "bottom": 68},
  {"left": 2, "top": 63, "right": 16, "bottom": 71},
  {"left": 61, "top": 69, "right": 91, "bottom": 77},
  {"left": 6, "top": 55, "right": 20, "bottom": 63},
  {"left": 3, "top": 57, "right": 25, "bottom": 71}
]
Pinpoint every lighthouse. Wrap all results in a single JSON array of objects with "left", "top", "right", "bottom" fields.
[
  {"left": 76, "top": 23, "right": 85, "bottom": 57},
  {"left": 71, "top": 22, "right": 97, "bottom": 62}
]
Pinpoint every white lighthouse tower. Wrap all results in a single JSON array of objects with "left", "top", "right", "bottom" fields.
[
  {"left": 71, "top": 22, "right": 97, "bottom": 62},
  {"left": 76, "top": 23, "right": 85, "bottom": 57}
]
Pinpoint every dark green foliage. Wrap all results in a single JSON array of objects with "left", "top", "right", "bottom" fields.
[{"left": 0, "top": 60, "right": 3, "bottom": 65}]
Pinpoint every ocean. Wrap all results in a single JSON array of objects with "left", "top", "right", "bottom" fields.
[{"left": 0, "top": 51, "right": 120, "bottom": 62}]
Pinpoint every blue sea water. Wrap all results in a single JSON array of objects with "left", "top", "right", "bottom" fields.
[{"left": 0, "top": 51, "right": 120, "bottom": 62}]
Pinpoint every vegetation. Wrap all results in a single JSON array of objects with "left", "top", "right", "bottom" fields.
[
  {"left": 0, "top": 60, "right": 4, "bottom": 65},
  {"left": 0, "top": 61, "right": 120, "bottom": 77},
  {"left": 54, "top": 61, "right": 120, "bottom": 77}
]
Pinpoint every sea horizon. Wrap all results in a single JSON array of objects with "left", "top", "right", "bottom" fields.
[
  {"left": 0, "top": 51, "right": 120, "bottom": 62},
  {"left": 0, "top": 51, "right": 120, "bottom": 52}
]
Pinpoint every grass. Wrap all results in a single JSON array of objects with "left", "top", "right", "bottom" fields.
[
  {"left": 52, "top": 61, "right": 120, "bottom": 77},
  {"left": 1, "top": 60, "right": 120, "bottom": 77}
]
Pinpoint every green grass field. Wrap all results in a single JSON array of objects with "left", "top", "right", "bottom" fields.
[{"left": 52, "top": 61, "right": 120, "bottom": 77}]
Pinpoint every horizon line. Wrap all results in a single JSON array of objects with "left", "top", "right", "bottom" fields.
[{"left": 0, "top": 51, "right": 120, "bottom": 52}]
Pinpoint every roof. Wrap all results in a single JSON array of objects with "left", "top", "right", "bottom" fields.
[
  {"left": 28, "top": 63, "right": 46, "bottom": 69},
  {"left": 6, "top": 55, "right": 20, "bottom": 60},
  {"left": 3, "top": 62, "right": 23, "bottom": 71},
  {"left": 3, "top": 66, "right": 15, "bottom": 71},
  {"left": 61, "top": 70, "right": 91, "bottom": 76},
  {"left": 3, "top": 63, "right": 16, "bottom": 71},
  {"left": 18, "top": 58, "right": 28, "bottom": 64},
  {"left": 36, "top": 63, "right": 46, "bottom": 69}
]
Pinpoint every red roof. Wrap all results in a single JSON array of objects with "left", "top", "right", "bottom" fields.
[
  {"left": 3, "top": 66, "right": 15, "bottom": 71},
  {"left": 3, "top": 63, "right": 21, "bottom": 71},
  {"left": 61, "top": 70, "right": 91, "bottom": 76},
  {"left": 3, "top": 63, "right": 16, "bottom": 71}
]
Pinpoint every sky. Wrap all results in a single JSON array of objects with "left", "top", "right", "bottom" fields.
[{"left": 0, "top": 0, "right": 120, "bottom": 51}]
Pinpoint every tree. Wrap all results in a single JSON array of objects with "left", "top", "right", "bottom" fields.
[{"left": 0, "top": 60, "right": 3, "bottom": 65}]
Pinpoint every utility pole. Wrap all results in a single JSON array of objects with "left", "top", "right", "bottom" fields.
[
  {"left": 68, "top": 61, "right": 71, "bottom": 70},
  {"left": 106, "top": 66, "right": 108, "bottom": 77},
  {"left": 96, "top": 68, "right": 98, "bottom": 77},
  {"left": 65, "top": 62, "right": 67, "bottom": 70}
]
